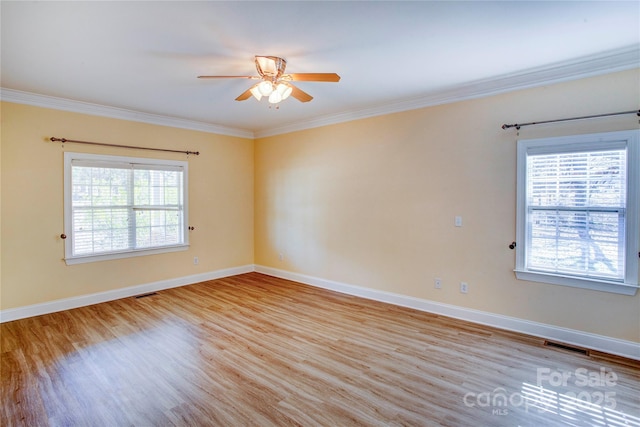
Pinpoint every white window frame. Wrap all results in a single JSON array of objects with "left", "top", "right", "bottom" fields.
[
  {"left": 515, "top": 130, "right": 639, "bottom": 295},
  {"left": 64, "top": 152, "right": 189, "bottom": 265}
]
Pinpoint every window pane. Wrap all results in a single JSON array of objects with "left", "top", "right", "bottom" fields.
[
  {"left": 165, "top": 185, "right": 179, "bottom": 205},
  {"left": 72, "top": 208, "right": 130, "bottom": 256},
  {"left": 68, "top": 155, "right": 186, "bottom": 260},
  {"left": 73, "top": 231, "right": 94, "bottom": 255},
  {"left": 528, "top": 209, "right": 624, "bottom": 280},
  {"left": 525, "top": 148, "right": 627, "bottom": 282},
  {"left": 134, "top": 170, "right": 183, "bottom": 207},
  {"left": 528, "top": 150, "right": 626, "bottom": 209},
  {"left": 93, "top": 230, "right": 112, "bottom": 253},
  {"left": 134, "top": 169, "right": 150, "bottom": 205},
  {"left": 136, "top": 225, "right": 151, "bottom": 248},
  {"left": 134, "top": 209, "right": 182, "bottom": 249}
]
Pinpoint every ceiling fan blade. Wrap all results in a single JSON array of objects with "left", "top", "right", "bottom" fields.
[
  {"left": 289, "top": 84, "right": 313, "bottom": 102},
  {"left": 235, "top": 88, "right": 253, "bottom": 101},
  {"left": 198, "top": 75, "right": 259, "bottom": 79},
  {"left": 285, "top": 73, "right": 340, "bottom": 82}
]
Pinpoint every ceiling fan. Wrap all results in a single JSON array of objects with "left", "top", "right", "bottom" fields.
[{"left": 198, "top": 56, "right": 340, "bottom": 105}]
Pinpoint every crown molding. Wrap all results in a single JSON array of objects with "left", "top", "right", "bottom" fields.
[
  {"left": 254, "top": 45, "right": 640, "bottom": 138},
  {"left": 2, "top": 46, "right": 638, "bottom": 140},
  {"left": 0, "top": 89, "right": 254, "bottom": 139}
]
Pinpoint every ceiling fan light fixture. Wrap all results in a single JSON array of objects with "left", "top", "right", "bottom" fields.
[
  {"left": 268, "top": 90, "right": 282, "bottom": 104},
  {"left": 249, "top": 84, "right": 263, "bottom": 101},
  {"left": 257, "top": 80, "right": 274, "bottom": 96},
  {"left": 276, "top": 82, "right": 293, "bottom": 101}
]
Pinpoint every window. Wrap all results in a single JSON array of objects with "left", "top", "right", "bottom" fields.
[
  {"left": 515, "top": 130, "right": 639, "bottom": 295},
  {"left": 64, "top": 152, "right": 189, "bottom": 265}
]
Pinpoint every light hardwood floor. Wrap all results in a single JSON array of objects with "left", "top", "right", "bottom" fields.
[{"left": 1, "top": 272, "right": 639, "bottom": 426}]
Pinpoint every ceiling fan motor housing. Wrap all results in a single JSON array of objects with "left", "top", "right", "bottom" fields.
[{"left": 255, "top": 56, "right": 287, "bottom": 80}]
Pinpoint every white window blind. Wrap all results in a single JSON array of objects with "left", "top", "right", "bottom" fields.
[
  {"left": 515, "top": 130, "right": 639, "bottom": 295},
  {"left": 64, "top": 153, "right": 189, "bottom": 264},
  {"left": 526, "top": 149, "right": 626, "bottom": 280}
]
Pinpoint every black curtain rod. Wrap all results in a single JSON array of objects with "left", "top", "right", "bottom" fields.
[
  {"left": 49, "top": 137, "right": 200, "bottom": 156},
  {"left": 501, "top": 110, "right": 640, "bottom": 130}
]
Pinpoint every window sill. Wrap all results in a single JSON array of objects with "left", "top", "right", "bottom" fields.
[
  {"left": 65, "top": 244, "right": 189, "bottom": 265},
  {"left": 514, "top": 270, "right": 639, "bottom": 295}
]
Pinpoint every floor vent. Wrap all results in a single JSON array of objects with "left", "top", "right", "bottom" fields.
[
  {"left": 544, "top": 340, "right": 590, "bottom": 356},
  {"left": 134, "top": 292, "right": 158, "bottom": 299}
]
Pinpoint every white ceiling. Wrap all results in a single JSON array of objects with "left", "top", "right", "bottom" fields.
[{"left": 2, "top": 1, "right": 639, "bottom": 138}]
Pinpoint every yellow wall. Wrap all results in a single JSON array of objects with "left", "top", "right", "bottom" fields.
[
  {"left": 2, "top": 69, "right": 639, "bottom": 343},
  {"left": 1, "top": 102, "right": 254, "bottom": 309},
  {"left": 254, "top": 69, "right": 640, "bottom": 342}
]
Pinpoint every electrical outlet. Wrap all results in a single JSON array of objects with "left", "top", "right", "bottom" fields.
[
  {"left": 193, "top": 256, "right": 199, "bottom": 265},
  {"left": 460, "top": 282, "right": 468, "bottom": 294},
  {"left": 455, "top": 216, "right": 463, "bottom": 227},
  {"left": 434, "top": 278, "right": 442, "bottom": 289}
]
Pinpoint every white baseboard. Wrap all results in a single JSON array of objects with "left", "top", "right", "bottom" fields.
[
  {"left": 0, "top": 265, "right": 254, "bottom": 323},
  {"left": 254, "top": 265, "right": 640, "bottom": 361},
  {"left": 3, "top": 264, "right": 638, "bottom": 360}
]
